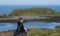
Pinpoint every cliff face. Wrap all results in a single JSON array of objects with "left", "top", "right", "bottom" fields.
[{"left": 10, "top": 8, "right": 57, "bottom": 16}]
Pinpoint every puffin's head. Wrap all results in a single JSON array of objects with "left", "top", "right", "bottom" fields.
[{"left": 18, "top": 18, "right": 24, "bottom": 23}]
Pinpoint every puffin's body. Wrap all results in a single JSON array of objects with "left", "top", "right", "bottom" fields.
[{"left": 13, "top": 18, "right": 27, "bottom": 36}]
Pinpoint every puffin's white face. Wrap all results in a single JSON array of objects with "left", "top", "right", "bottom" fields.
[{"left": 18, "top": 18, "right": 23, "bottom": 23}]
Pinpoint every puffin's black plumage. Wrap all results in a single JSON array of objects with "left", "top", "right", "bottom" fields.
[{"left": 13, "top": 18, "right": 27, "bottom": 36}]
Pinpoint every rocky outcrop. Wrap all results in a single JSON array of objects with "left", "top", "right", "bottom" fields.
[
  {"left": 0, "top": 14, "right": 7, "bottom": 18},
  {"left": 50, "top": 16, "right": 60, "bottom": 22},
  {"left": 55, "top": 25, "right": 60, "bottom": 28}
]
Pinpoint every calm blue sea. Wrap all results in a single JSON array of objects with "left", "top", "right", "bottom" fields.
[
  {"left": 0, "top": 5, "right": 60, "bottom": 15},
  {"left": 0, "top": 21, "right": 60, "bottom": 32}
]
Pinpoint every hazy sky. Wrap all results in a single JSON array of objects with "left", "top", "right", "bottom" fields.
[{"left": 0, "top": 0, "right": 60, "bottom": 5}]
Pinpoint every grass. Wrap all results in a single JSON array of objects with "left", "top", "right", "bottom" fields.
[
  {"left": 0, "top": 28, "right": 60, "bottom": 36},
  {"left": 0, "top": 31, "right": 14, "bottom": 36},
  {"left": 12, "top": 12, "right": 60, "bottom": 17}
]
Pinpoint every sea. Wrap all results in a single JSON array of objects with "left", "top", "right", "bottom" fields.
[{"left": 0, "top": 5, "right": 60, "bottom": 15}]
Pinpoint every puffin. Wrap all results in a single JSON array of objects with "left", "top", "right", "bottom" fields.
[{"left": 13, "top": 18, "right": 27, "bottom": 36}]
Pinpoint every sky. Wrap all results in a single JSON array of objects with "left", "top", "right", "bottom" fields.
[{"left": 0, "top": 0, "right": 60, "bottom": 5}]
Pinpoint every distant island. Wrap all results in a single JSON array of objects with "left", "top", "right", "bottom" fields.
[{"left": 9, "top": 8, "right": 60, "bottom": 17}]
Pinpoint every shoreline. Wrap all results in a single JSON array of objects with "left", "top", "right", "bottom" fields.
[
  {"left": 0, "top": 16, "right": 49, "bottom": 22},
  {"left": 0, "top": 16, "right": 60, "bottom": 22}
]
